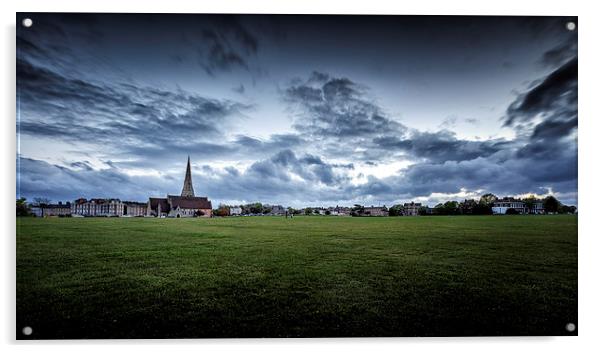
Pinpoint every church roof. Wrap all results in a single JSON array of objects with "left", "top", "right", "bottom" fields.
[
  {"left": 167, "top": 195, "right": 212, "bottom": 209},
  {"left": 149, "top": 197, "right": 170, "bottom": 212}
]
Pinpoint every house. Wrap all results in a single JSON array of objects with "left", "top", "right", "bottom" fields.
[
  {"left": 229, "top": 206, "right": 242, "bottom": 216},
  {"left": 328, "top": 206, "right": 351, "bottom": 216},
  {"left": 31, "top": 202, "right": 71, "bottom": 217},
  {"left": 529, "top": 200, "right": 545, "bottom": 214},
  {"left": 266, "top": 204, "right": 286, "bottom": 215},
  {"left": 364, "top": 205, "right": 389, "bottom": 217},
  {"left": 123, "top": 201, "right": 147, "bottom": 217},
  {"left": 335, "top": 206, "right": 351, "bottom": 216},
  {"left": 403, "top": 202, "right": 422, "bottom": 216},
  {"left": 30, "top": 206, "right": 43, "bottom": 217},
  {"left": 72, "top": 198, "right": 124, "bottom": 217},
  {"left": 492, "top": 198, "right": 527, "bottom": 214}
]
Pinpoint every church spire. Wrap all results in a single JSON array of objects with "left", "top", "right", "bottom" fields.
[{"left": 181, "top": 156, "right": 195, "bottom": 197}]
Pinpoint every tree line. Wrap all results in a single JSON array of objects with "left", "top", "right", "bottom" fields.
[{"left": 387, "top": 194, "right": 576, "bottom": 216}]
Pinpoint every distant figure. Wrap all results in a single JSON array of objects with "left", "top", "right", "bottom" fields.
[{"left": 285, "top": 210, "right": 289, "bottom": 219}]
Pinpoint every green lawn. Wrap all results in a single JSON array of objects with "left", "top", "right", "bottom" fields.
[{"left": 16, "top": 215, "right": 577, "bottom": 338}]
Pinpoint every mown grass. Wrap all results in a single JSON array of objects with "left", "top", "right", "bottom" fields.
[{"left": 16, "top": 215, "right": 577, "bottom": 338}]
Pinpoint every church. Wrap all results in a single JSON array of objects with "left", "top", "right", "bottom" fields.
[{"left": 147, "top": 156, "right": 213, "bottom": 218}]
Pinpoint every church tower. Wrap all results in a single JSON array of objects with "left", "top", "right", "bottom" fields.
[{"left": 181, "top": 156, "right": 195, "bottom": 197}]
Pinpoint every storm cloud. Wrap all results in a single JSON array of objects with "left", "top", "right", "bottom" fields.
[
  {"left": 16, "top": 14, "right": 578, "bottom": 207},
  {"left": 285, "top": 72, "right": 407, "bottom": 141}
]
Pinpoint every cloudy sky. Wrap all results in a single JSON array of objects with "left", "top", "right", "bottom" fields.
[{"left": 16, "top": 14, "right": 577, "bottom": 207}]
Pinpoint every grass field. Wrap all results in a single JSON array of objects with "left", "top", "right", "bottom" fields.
[{"left": 16, "top": 215, "right": 577, "bottom": 338}]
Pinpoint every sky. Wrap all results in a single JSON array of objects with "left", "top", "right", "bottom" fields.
[{"left": 16, "top": 13, "right": 578, "bottom": 207}]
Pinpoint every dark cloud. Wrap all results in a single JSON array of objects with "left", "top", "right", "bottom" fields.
[
  {"left": 285, "top": 72, "right": 407, "bottom": 141},
  {"left": 531, "top": 116, "right": 578, "bottom": 140},
  {"left": 18, "top": 58, "right": 578, "bottom": 206},
  {"left": 17, "top": 56, "right": 313, "bottom": 171},
  {"left": 373, "top": 131, "right": 510, "bottom": 163},
  {"left": 539, "top": 39, "right": 577, "bottom": 69},
  {"left": 195, "top": 16, "right": 260, "bottom": 75},
  {"left": 18, "top": 157, "right": 170, "bottom": 202},
  {"left": 200, "top": 34, "right": 248, "bottom": 75},
  {"left": 17, "top": 57, "right": 250, "bottom": 160},
  {"left": 503, "top": 56, "right": 577, "bottom": 191},
  {"left": 69, "top": 161, "right": 93, "bottom": 171},
  {"left": 259, "top": 149, "right": 351, "bottom": 186},
  {"left": 505, "top": 57, "right": 577, "bottom": 128},
  {"left": 286, "top": 73, "right": 510, "bottom": 165},
  {"left": 16, "top": 14, "right": 578, "bottom": 207}
]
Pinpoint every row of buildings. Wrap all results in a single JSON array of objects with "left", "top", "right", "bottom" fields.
[
  {"left": 31, "top": 157, "right": 214, "bottom": 218},
  {"left": 302, "top": 198, "right": 550, "bottom": 217},
  {"left": 305, "top": 202, "right": 422, "bottom": 217},
  {"left": 27, "top": 196, "right": 556, "bottom": 219},
  {"left": 491, "top": 198, "right": 545, "bottom": 215},
  {"left": 70, "top": 198, "right": 147, "bottom": 217},
  {"left": 25, "top": 157, "right": 563, "bottom": 218},
  {"left": 28, "top": 197, "right": 554, "bottom": 218}
]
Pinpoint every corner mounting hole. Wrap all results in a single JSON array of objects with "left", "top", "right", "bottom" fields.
[
  {"left": 566, "top": 21, "right": 576, "bottom": 31},
  {"left": 22, "top": 18, "right": 33, "bottom": 28},
  {"left": 22, "top": 326, "right": 33, "bottom": 335},
  {"left": 566, "top": 322, "right": 576, "bottom": 332}
]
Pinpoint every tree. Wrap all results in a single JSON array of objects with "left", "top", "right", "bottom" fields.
[
  {"left": 506, "top": 208, "right": 520, "bottom": 215},
  {"left": 304, "top": 208, "right": 313, "bottom": 215},
  {"left": 248, "top": 203, "right": 263, "bottom": 214},
  {"left": 325, "top": 210, "right": 331, "bottom": 216},
  {"left": 444, "top": 201, "right": 459, "bottom": 215},
  {"left": 33, "top": 197, "right": 51, "bottom": 206},
  {"left": 352, "top": 204, "right": 364, "bottom": 213},
  {"left": 523, "top": 195, "right": 538, "bottom": 213},
  {"left": 473, "top": 203, "right": 493, "bottom": 215},
  {"left": 479, "top": 193, "right": 498, "bottom": 206},
  {"left": 434, "top": 201, "right": 459, "bottom": 215},
  {"left": 459, "top": 199, "right": 477, "bottom": 214},
  {"left": 351, "top": 204, "right": 365, "bottom": 217},
  {"left": 16, "top": 198, "right": 31, "bottom": 217},
  {"left": 388, "top": 204, "right": 404, "bottom": 216},
  {"left": 215, "top": 206, "right": 229, "bottom": 217},
  {"left": 543, "top": 196, "right": 560, "bottom": 214},
  {"left": 559, "top": 205, "right": 577, "bottom": 214}
]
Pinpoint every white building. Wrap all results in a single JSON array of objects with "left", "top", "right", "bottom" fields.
[
  {"left": 492, "top": 199, "right": 527, "bottom": 214},
  {"left": 71, "top": 198, "right": 124, "bottom": 217},
  {"left": 328, "top": 206, "right": 351, "bottom": 216},
  {"left": 230, "top": 206, "right": 242, "bottom": 216},
  {"left": 529, "top": 201, "right": 545, "bottom": 214}
]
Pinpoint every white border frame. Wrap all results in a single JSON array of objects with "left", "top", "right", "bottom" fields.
[{"left": 2, "top": 1, "right": 600, "bottom": 352}]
